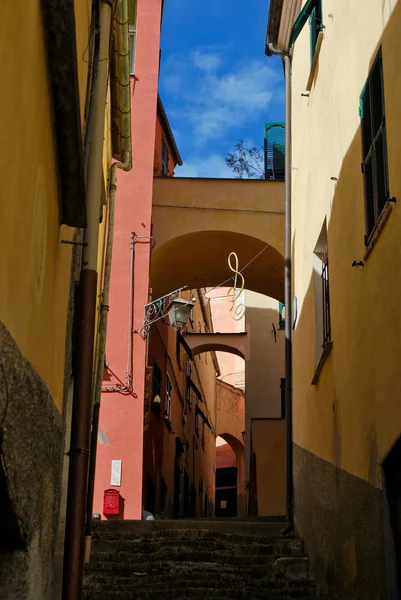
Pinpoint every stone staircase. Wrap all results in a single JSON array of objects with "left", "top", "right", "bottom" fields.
[{"left": 83, "top": 519, "right": 325, "bottom": 600}]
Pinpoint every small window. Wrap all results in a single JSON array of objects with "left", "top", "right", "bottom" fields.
[
  {"left": 280, "top": 378, "right": 286, "bottom": 418},
  {"left": 289, "top": 0, "right": 323, "bottom": 57},
  {"left": 309, "top": 0, "right": 322, "bottom": 64},
  {"left": 313, "top": 221, "right": 331, "bottom": 366},
  {"left": 278, "top": 302, "right": 285, "bottom": 330},
  {"left": 360, "top": 49, "right": 389, "bottom": 243},
  {"left": 176, "top": 331, "right": 181, "bottom": 365},
  {"left": 161, "top": 137, "right": 169, "bottom": 176},
  {"left": 165, "top": 372, "right": 172, "bottom": 422},
  {"left": 129, "top": 30, "right": 136, "bottom": 76},
  {"left": 186, "top": 361, "right": 192, "bottom": 409},
  {"left": 152, "top": 361, "right": 162, "bottom": 401},
  {"left": 195, "top": 409, "right": 199, "bottom": 436}
]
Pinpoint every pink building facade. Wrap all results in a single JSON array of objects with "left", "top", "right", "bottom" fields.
[{"left": 93, "top": 0, "right": 163, "bottom": 519}]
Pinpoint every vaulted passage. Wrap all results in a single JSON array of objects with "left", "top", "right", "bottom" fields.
[{"left": 151, "top": 177, "right": 285, "bottom": 301}]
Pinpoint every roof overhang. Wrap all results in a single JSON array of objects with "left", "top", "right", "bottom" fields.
[
  {"left": 40, "top": 0, "right": 86, "bottom": 227},
  {"left": 157, "top": 95, "right": 183, "bottom": 167},
  {"left": 265, "top": 0, "right": 302, "bottom": 55}
]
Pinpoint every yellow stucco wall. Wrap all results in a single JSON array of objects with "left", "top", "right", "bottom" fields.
[
  {"left": 291, "top": 0, "right": 401, "bottom": 484},
  {"left": 151, "top": 178, "right": 285, "bottom": 300},
  {"left": 0, "top": 1, "right": 92, "bottom": 413},
  {"left": 251, "top": 419, "right": 286, "bottom": 516}
]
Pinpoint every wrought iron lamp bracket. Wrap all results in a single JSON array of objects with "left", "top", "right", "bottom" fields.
[{"left": 142, "top": 286, "right": 188, "bottom": 338}]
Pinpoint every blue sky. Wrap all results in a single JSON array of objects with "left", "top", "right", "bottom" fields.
[{"left": 159, "top": 0, "right": 285, "bottom": 178}]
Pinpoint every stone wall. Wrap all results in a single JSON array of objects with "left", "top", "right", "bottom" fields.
[
  {"left": 0, "top": 322, "right": 64, "bottom": 600},
  {"left": 294, "top": 443, "right": 388, "bottom": 600}
]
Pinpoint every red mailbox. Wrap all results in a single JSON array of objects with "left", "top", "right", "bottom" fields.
[{"left": 103, "top": 489, "right": 120, "bottom": 515}]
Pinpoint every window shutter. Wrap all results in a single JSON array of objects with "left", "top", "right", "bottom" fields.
[
  {"left": 360, "top": 83, "right": 372, "bottom": 160},
  {"left": 371, "top": 56, "right": 384, "bottom": 137},
  {"left": 309, "top": 8, "right": 318, "bottom": 63},
  {"left": 364, "top": 155, "right": 375, "bottom": 239},
  {"left": 375, "top": 129, "right": 388, "bottom": 216},
  {"left": 289, "top": 0, "right": 317, "bottom": 47},
  {"left": 360, "top": 49, "right": 389, "bottom": 243}
]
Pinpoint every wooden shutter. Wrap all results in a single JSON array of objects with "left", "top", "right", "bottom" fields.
[{"left": 360, "top": 49, "right": 389, "bottom": 242}]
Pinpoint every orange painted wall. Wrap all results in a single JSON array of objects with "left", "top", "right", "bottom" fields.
[
  {"left": 143, "top": 290, "right": 218, "bottom": 517},
  {"left": 93, "top": 0, "right": 163, "bottom": 520}
]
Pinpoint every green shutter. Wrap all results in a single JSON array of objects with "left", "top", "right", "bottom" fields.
[{"left": 289, "top": 0, "right": 317, "bottom": 47}]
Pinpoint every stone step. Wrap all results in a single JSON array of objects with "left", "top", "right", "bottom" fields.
[
  {"left": 84, "top": 521, "right": 322, "bottom": 600},
  {"left": 83, "top": 588, "right": 317, "bottom": 600},
  {"left": 91, "top": 519, "right": 286, "bottom": 538},
  {"left": 91, "top": 537, "right": 275, "bottom": 556},
  {"left": 83, "top": 574, "right": 316, "bottom": 591},
  {"left": 85, "top": 552, "right": 274, "bottom": 576}
]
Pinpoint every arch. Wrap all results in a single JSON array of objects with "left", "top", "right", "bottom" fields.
[
  {"left": 216, "top": 433, "right": 246, "bottom": 518},
  {"left": 150, "top": 230, "right": 284, "bottom": 301},
  {"left": 152, "top": 177, "right": 284, "bottom": 254},
  {"left": 218, "top": 432, "right": 244, "bottom": 455},
  {"left": 184, "top": 332, "right": 250, "bottom": 361}
]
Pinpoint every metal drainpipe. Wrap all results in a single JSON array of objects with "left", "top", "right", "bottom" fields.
[
  {"left": 62, "top": 2, "right": 116, "bottom": 599},
  {"left": 267, "top": 42, "right": 294, "bottom": 533},
  {"left": 84, "top": 153, "right": 131, "bottom": 558}
]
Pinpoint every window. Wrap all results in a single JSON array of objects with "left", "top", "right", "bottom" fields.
[
  {"left": 278, "top": 302, "right": 285, "bottom": 330},
  {"left": 152, "top": 361, "right": 162, "bottom": 401},
  {"left": 309, "top": 0, "right": 322, "bottom": 64},
  {"left": 280, "top": 378, "right": 286, "bottom": 418},
  {"left": 186, "top": 360, "right": 192, "bottom": 408},
  {"left": 195, "top": 409, "right": 199, "bottom": 436},
  {"left": 312, "top": 221, "right": 332, "bottom": 381},
  {"left": 161, "top": 137, "right": 169, "bottom": 176},
  {"left": 129, "top": 30, "right": 136, "bottom": 75},
  {"left": 289, "top": 0, "right": 323, "bottom": 61},
  {"left": 176, "top": 331, "right": 182, "bottom": 365},
  {"left": 360, "top": 49, "right": 390, "bottom": 243},
  {"left": 165, "top": 372, "right": 172, "bottom": 423}
]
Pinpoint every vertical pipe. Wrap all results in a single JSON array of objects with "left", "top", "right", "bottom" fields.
[
  {"left": 85, "top": 155, "right": 131, "bottom": 549},
  {"left": 62, "top": 2, "right": 115, "bottom": 599},
  {"left": 283, "top": 53, "right": 293, "bottom": 532},
  {"left": 268, "top": 44, "right": 293, "bottom": 532}
]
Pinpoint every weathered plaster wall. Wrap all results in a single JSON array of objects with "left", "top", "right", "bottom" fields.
[
  {"left": 290, "top": 0, "right": 401, "bottom": 595},
  {"left": 93, "top": 0, "right": 163, "bottom": 520}
]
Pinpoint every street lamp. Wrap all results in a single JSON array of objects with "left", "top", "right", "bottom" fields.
[
  {"left": 140, "top": 286, "right": 195, "bottom": 338},
  {"left": 168, "top": 298, "right": 195, "bottom": 331}
]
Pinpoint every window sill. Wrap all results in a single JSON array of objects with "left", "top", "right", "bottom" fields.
[
  {"left": 312, "top": 341, "right": 333, "bottom": 385},
  {"left": 363, "top": 202, "right": 393, "bottom": 261},
  {"left": 306, "top": 30, "right": 324, "bottom": 92}
]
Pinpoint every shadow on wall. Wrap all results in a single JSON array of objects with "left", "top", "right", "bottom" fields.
[
  {"left": 150, "top": 230, "right": 284, "bottom": 301},
  {"left": 292, "top": 8, "right": 401, "bottom": 593}
]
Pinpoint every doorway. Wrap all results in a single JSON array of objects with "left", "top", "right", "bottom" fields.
[{"left": 383, "top": 435, "right": 401, "bottom": 596}]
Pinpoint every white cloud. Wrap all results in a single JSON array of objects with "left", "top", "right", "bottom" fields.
[
  {"left": 191, "top": 50, "right": 223, "bottom": 72},
  {"left": 161, "top": 50, "right": 282, "bottom": 145},
  {"left": 175, "top": 153, "right": 234, "bottom": 178}
]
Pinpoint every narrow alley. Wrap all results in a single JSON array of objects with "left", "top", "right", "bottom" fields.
[{"left": 1, "top": 1, "right": 401, "bottom": 600}]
